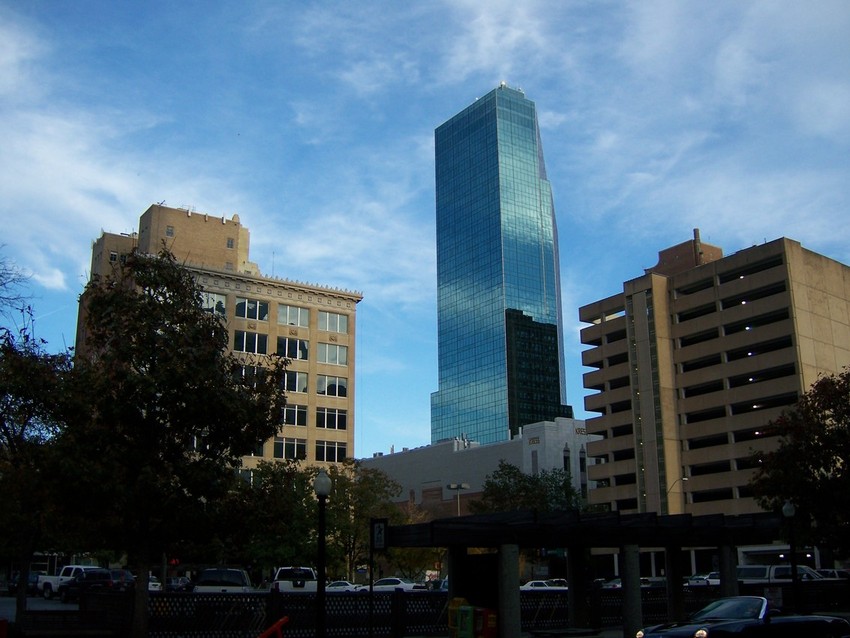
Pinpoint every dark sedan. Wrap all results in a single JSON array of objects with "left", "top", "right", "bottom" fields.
[
  {"left": 58, "top": 568, "right": 116, "bottom": 603},
  {"left": 636, "top": 596, "right": 850, "bottom": 637},
  {"left": 7, "top": 572, "right": 42, "bottom": 597}
]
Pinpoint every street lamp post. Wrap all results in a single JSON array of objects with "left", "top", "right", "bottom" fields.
[
  {"left": 314, "top": 469, "right": 332, "bottom": 638},
  {"left": 782, "top": 500, "right": 799, "bottom": 612},
  {"left": 447, "top": 482, "right": 470, "bottom": 516},
  {"left": 665, "top": 476, "right": 689, "bottom": 496}
]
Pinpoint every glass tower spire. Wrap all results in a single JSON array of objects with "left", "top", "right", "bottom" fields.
[{"left": 431, "top": 84, "right": 572, "bottom": 444}]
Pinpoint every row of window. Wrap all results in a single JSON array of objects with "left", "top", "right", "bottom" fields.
[
  {"left": 281, "top": 405, "right": 347, "bottom": 430},
  {"left": 201, "top": 294, "right": 349, "bottom": 334},
  {"left": 235, "top": 331, "right": 348, "bottom": 365},
  {"left": 281, "top": 372, "right": 348, "bottom": 397},
  {"left": 674, "top": 255, "right": 784, "bottom": 296},
  {"left": 270, "top": 437, "right": 347, "bottom": 463}
]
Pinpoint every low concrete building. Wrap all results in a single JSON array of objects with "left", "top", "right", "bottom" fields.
[{"left": 361, "top": 418, "right": 599, "bottom": 517}]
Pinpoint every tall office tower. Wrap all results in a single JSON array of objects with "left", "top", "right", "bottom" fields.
[
  {"left": 431, "top": 83, "right": 572, "bottom": 444},
  {"left": 580, "top": 232, "right": 850, "bottom": 516},
  {"left": 78, "top": 204, "right": 362, "bottom": 474}
]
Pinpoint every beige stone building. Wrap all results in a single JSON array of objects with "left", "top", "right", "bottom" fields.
[
  {"left": 580, "top": 231, "right": 850, "bottom": 517},
  {"left": 79, "top": 204, "right": 363, "bottom": 472}
]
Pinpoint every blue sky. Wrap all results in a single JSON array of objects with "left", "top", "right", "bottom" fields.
[{"left": 2, "top": 1, "right": 849, "bottom": 459}]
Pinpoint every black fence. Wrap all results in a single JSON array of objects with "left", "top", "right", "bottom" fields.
[{"left": 15, "top": 581, "right": 850, "bottom": 638}]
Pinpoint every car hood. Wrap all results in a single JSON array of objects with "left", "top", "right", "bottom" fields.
[{"left": 640, "top": 618, "right": 740, "bottom": 637}]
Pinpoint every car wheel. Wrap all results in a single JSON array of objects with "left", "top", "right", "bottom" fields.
[
  {"left": 43, "top": 585, "right": 53, "bottom": 600},
  {"left": 59, "top": 589, "right": 68, "bottom": 603}
]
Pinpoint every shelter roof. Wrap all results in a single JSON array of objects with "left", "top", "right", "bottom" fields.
[{"left": 387, "top": 510, "right": 783, "bottom": 549}]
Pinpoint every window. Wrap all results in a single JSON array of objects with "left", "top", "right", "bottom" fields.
[
  {"left": 317, "top": 375, "right": 347, "bottom": 397},
  {"left": 279, "top": 304, "right": 309, "bottom": 328},
  {"left": 318, "top": 343, "right": 348, "bottom": 365},
  {"left": 234, "top": 330, "right": 267, "bottom": 354},
  {"left": 274, "top": 437, "right": 306, "bottom": 460},
  {"left": 282, "top": 371, "right": 308, "bottom": 394},
  {"left": 315, "top": 440, "right": 346, "bottom": 462},
  {"left": 277, "top": 337, "right": 309, "bottom": 360},
  {"left": 281, "top": 404, "right": 307, "bottom": 426},
  {"left": 236, "top": 297, "right": 269, "bottom": 321},
  {"left": 166, "top": 225, "right": 174, "bottom": 237},
  {"left": 317, "top": 407, "right": 347, "bottom": 430},
  {"left": 109, "top": 251, "right": 118, "bottom": 262},
  {"left": 235, "top": 365, "right": 266, "bottom": 386},
  {"left": 250, "top": 441, "right": 265, "bottom": 457},
  {"left": 226, "top": 237, "right": 234, "bottom": 249},
  {"left": 201, "top": 292, "right": 227, "bottom": 317},
  {"left": 319, "top": 311, "right": 348, "bottom": 334}
]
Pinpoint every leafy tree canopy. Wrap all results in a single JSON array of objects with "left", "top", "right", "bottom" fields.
[
  {"left": 470, "top": 460, "right": 580, "bottom": 515},
  {"left": 750, "top": 367, "right": 850, "bottom": 558},
  {"left": 0, "top": 326, "right": 71, "bottom": 613},
  {"left": 68, "top": 249, "right": 287, "bottom": 637}
]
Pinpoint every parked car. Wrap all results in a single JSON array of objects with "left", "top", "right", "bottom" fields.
[
  {"left": 736, "top": 564, "right": 824, "bottom": 584},
  {"left": 818, "top": 568, "right": 850, "bottom": 580},
  {"left": 687, "top": 572, "right": 719, "bottom": 586},
  {"left": 165, "top": 576, "right": 192, "bottom": 592},
  {"left": 58, "top": 568, "right": 116, "bottom": 603},
  {"left": 109, "top": 569, "right": 135, "bottom": 592},
  {"left": 7, "top": 572, "right": 43, "bottom": 597},
  {"left": 193, "top": 568, "right": 252, "bottom": 593},
  {"left": 369, "top": 577, "right": 424, "bottom": 592},
  {"left": 520, "top": 579, "right": 567, "bottom": 591},
  {"left": 326, "top": 580, "right": 362, "bottom": 592},
  {"left": 270, "top": 566, "right": 317, "bottom": 592},
  {"left": 148, "top": 575, "right": 162, "bottom": 592},
  {"left": 602, "top": 577, "right": 652, "bottom": 589},
  {"left": 38, "top": 565, "right": 101, "bottom": 599},
  {"left": 636, "top": 595, "right": 850, "bottom": 637}
]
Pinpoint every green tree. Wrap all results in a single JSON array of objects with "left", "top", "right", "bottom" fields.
[
  {"left": 240, "top": 459, "right": 316, "bottom": 577},
  {"left": 386, "top": 499, "right": 442, "bottom": 582},
  {"left": 69, "top": 249, "right": 287, "bottom": 637},
  {"left": 750, "top": 367, "right": 850, "bottom": 559},
  {"left": 325, "top": 460, "right": 400, "bottom": 580},
  {"left": 469, "top": 460, "right": 580, "bottom": 514},
  {"left": 0, "top": 325, "right": 71, "bottom": 614}
]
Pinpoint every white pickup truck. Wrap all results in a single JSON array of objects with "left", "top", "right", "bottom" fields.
[
  {"left": 736, "top": 564, "right": 824, "bottom": 584},
  {"left": 38, "top": 565, "right": 101, "bottom": 599},
  {"left": 269, "top": 566, "right": 317, "bottom": 592}
]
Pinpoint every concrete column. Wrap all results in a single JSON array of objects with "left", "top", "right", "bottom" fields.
[
  {"left": 567, "top": 547, "right": 590, "bottom": 628},
  {"left": 719, "top": 544, "right": 739, "bottom": 597},
  {"left": 498, "top": 544, "right": 521, "bottom": 638},
  {"left": 665, "top": 546, "right": 685, "bottom": 621},
  {"left": 621, "top": 544, "right": 643, "bottom": 638}
]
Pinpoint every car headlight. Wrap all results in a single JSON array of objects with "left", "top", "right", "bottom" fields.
[
  {"left": 694, "top": 629, "right": 708, "bottom": 638},
  {"left": 635, "top": 631, "right": 644, "bottom": 638}
]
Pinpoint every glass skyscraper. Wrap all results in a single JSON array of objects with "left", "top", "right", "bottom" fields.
[{"left": 431, "top": 83, "right": 572, "bottom": 444}]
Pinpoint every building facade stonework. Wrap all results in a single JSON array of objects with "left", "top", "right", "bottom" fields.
[
  {"left": 79, "top": 204, "right": 362, "bottom": 472},
  {"left": 580, "top": 232, "right": 850, "bottom": 516}
]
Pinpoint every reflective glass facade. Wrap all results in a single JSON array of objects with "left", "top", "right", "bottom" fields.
[{"left": 431, "top": 85, "right": 571, "bottom": 444}]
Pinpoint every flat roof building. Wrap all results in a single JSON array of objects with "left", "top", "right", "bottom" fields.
[
  {"left": 580, "top": 232, "right": 850, "bottom": 516},
  {"left": 78, "top": 204, "right": 363, "bottom": 471},
  {"left": 362, "top": 418, "right": 598, "bottom": 517}
]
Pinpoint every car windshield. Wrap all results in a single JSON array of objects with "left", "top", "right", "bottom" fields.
[
  {"left": 691, "top": 597, "right": 765, "bottom": 621},
  {"left": 197, "top": 569, "right": 247, "bottom": 586},
  {"left": 276, "top": 568, "right": 314, "bottom": 580}
]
